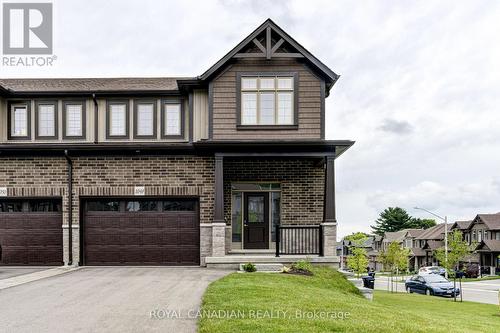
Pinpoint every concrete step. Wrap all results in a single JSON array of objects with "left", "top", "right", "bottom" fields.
[{"left": 239, "top": 263, "right": 284, "bottom": 272}]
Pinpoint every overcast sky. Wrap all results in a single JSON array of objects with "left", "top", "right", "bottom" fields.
[{"left": 2, "top": 0, "right": 500, "bottom": 238}]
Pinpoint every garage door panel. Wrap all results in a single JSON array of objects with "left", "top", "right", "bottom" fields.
[
  {"left": 0, "top": 200, "right": 63, "bottom": 266},
  {"left": 84, "top": 198, "right": 200, "bottom": 266}
]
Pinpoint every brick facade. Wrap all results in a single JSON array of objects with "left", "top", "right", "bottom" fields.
[{"left": 223, "top": 158, "right": 325, "bottom": 225}]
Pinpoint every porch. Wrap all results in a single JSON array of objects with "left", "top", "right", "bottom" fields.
[{"left": 200, "top": 141, "right": 349, "bottom": 268}]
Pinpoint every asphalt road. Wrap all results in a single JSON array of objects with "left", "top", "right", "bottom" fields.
[
  {"left": 0, "top": 267, "right": 228, "bottom": 333},
  {"left": 375, "top": 276, "right": 500, "bottom": 305}
]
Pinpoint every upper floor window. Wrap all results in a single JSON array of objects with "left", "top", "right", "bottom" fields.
[
  {"left": 107, "top": 100, "right": 129, "bottom": 138},
  {"left": 8, "top": 102, "right": 31, "bottom": 139},
  {"left": 134, "top": 100, "right": 156, "bottom": 138},
  {"left": 63, "top": 101, "right": 86, "bottom": 139},
  {"left": 35, "top": 101, "right": 58, "bottom": 139},
  {"left": 162, "top": 102, "right": 183, "bottom": 138},
  {"left": 239, "top": 74, "right": 296, "bottom": 126}
]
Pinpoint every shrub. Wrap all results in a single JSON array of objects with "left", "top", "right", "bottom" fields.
[
  {"left": 289, "top": 259, "right": 313, "bottom": 275},
  {"left": 242, "top": 262, "right": 257, "bottom": 272}
]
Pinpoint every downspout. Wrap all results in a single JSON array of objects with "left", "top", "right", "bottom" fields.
[
  {"left": 64, "top": 150, "right": 73, "bottom": 266},
  {"left": 92, "top": 93, "right": 98, "bottom": 144}
]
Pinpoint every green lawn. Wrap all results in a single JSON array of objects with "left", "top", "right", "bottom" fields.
[{"left": 199, "top": 267, "right": 500, "bottom": 333}]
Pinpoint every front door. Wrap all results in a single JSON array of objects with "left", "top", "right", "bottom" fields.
[{"left": 243, "top": 193, "right": 269, "bottom": 249}]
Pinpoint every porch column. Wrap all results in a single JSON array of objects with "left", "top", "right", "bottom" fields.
[
  {"left": 212, "top": 155, "right": 226, "bottom": 256},
  {"left": 322, "top": 155, "right": 336, "bottom": 257}
]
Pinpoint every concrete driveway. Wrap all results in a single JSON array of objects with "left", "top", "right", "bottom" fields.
[{"left": 0, "top": 267, "right": 229, "bottom": 333}]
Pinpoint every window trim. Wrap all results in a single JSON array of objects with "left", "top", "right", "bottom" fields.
[
  {"left": 7, "top": 100, "right": 31, "bottom": 140},
  {"left": 133, "top": 99, "right": 157, "bottom": 139},
  {"left": 62, "top": 100, "right": 86, "bottom": 140},
  {"left": 35, "top": 100, "right": 58, "bottom": 140},
  {"left": 161, "top": 99, "right": 185, "bottom": 139},
  {"left": 106, "top": 99, "right": 130, "bottom": 139},
  {"left": 236, "top": 72, "right": 299, "bottom": 129}
]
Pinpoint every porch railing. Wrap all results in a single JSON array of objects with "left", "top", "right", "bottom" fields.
[{"left": 275, "top": 224, "right": 323, "bottom": 257}]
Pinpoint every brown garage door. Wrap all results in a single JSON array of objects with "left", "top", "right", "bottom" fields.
[
  {"left": 0, "top": 199, "right": 63, "bottom": 266},
  {"left": 83, "top": 198, "right": 200, "bottom": 265}
]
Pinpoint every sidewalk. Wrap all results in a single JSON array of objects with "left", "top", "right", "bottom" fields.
[{"left": 0, "top": 266, "right": 80, "bottom": 290}]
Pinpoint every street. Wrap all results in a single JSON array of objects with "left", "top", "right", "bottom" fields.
[{"left": 374, "top": 276, "right": 500, "bottom": 305}]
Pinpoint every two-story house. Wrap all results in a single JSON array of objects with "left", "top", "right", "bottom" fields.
[
  {"left": 0, "top": 19, "right": 354, "bottom": 268},
  {"left": 451, "top": 214, "right": 500, "bottom": 275}
]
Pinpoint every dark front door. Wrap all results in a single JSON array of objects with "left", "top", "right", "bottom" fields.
[{"left": 244, "top": 193, "right": 269, "bottom": 249}]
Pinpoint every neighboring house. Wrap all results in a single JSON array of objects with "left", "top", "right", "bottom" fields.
[
  {"left": 0, "top": 19, "right": 354, "bottom": 268},
  {"left": 339, "top": 235, "right": 383, "bottom": 271},
  {"left": 366, "top": 235, "right": 383, "bottom": 271},
  {"left": 456, "top": 213, "right": 500, "bottom": 275},
  {"left": 416, "top": 224, "right": 447, "bottom": 267},
  {"left": 381, "top": 228, "right": 425, "bottom": 272}
]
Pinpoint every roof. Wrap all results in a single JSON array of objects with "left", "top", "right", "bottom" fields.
[
  {"left": 476, "top": 213, "right": 500, "bottom": 230},
  {"left": 424, "top": 240, "right": 444, "bottom": 250},
  {"left": 416, "top": 223, "right": 446, "bottom": 240},
  {"left": 383, "top": 229, "right": 423, "bottom": 242},
  {"left": 475, "top": 240, "right": 500, "bottom": 252},
  {"left": 0, "top": 77, "right": 184, "bottom": 94},
  {"left": 410, "top": 247, "right": 426, "bottom": 257},
  {"left": 451, "top": 220, "right": 473, "bottom": 230},
  {"left": 383, "top": 230, "right": 407, "bottom": 243},
  {"left": 405, "top": 229, "right": 425, "bottom": 238},
  {"left": 198, "top": 19, "right": 339, "bottom": 90}
]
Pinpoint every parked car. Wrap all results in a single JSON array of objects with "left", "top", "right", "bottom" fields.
[
  {"left": 405, "top": 274, "right": 460, "bottom": 297},
  {"left": 418, "top": 266, "right": 446, "bottom": 276}
]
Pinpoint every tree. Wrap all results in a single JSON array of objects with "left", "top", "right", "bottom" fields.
[
  {"left": 347, "top": 246, "right": 369, "bottom": 278},
  {"left": 378, "top": 241, "right": 410, "bottom": 292},
  {"left": 434, "top": 230, "right": 476, "bottom": 302},
  {"left": 409, "top": 218, "right": 436, "bottom": 229},
  {"left": 344, "top": 232, "right": 370, "bottom": 242},
  {"left": 371, "top": 207, "right": 412, "bottom": 236}
]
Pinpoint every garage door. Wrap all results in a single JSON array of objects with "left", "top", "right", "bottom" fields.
[
  {"left": 83, "top": 198, "right": 200, "bottom": 265},
  {"left": 0, "top": 199, "right": 63, "bottom": 266}
]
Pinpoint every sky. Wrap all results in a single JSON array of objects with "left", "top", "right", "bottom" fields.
[{"left": 2, "top": 0, "right": 500, "bottom": 238}]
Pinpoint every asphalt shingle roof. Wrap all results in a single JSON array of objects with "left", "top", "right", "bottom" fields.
[
  {"left": 477, "top": 213, "right": 500, "bottom": 230},
  {"left": 0, "top": 77, "right": 190, "bottom": 93}
]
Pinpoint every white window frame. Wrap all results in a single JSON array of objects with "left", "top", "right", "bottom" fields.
[{"left": 239, "top": 74, "right": 295, "bottom": 126}]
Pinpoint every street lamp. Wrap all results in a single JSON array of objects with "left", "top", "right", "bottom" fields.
[{"left": 414, "top": 207, "right": 448, "bottom": 279}]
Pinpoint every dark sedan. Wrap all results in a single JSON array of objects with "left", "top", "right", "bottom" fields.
[{"left": 405, "top": 274, "right": 460, "bottom": 297}]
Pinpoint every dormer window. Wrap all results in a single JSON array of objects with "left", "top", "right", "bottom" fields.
[
  {"left": 8, "top": 101, "right": 31, "bottom": 140},
  {"left": 238, "top": 73, "right": 297, "bottom": 127}
]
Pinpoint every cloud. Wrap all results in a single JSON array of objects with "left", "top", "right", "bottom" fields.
[{"left": 378, "top": 119, "right": 414, "bottom": 135}]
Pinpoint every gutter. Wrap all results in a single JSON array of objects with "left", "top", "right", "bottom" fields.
[
  {"left": 64, "top": 150, "right": 73, "bottom": 266},
  {"left": 92, "top": 93, "right": 98, "bottom": 144}
]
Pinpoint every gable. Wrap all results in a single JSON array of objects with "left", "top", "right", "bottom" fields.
[{"left": 199, "top": 19, "right": 339, "bottom": 93}]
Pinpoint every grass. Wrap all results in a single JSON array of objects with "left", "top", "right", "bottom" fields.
[{"left": 199, "top": 266, "right": 500, "bottom": 333}]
